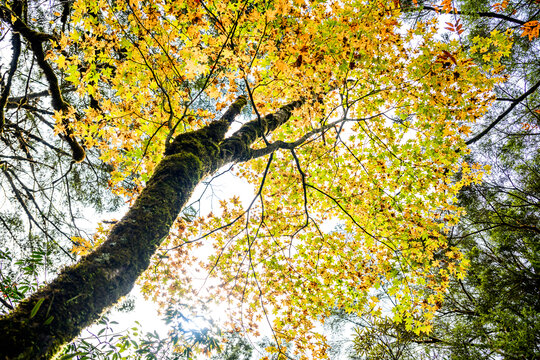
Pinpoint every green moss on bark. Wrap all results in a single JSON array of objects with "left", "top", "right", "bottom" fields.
[
  {"left": 0, "top": 98, "right": 249, "bottom": 360},
  {"left": 0, "top": 151, "right": 208, "bottom": 360}
]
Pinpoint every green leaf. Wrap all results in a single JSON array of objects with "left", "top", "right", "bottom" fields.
[
  {"left": 30, "top": 298, "right": 45, "bottom": 319},
  {"left": 59, "top": 351, "right": 84, "bottom": 360}
]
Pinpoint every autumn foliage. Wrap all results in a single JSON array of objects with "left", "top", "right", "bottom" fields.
[
  {"left": 0, "top": 0, "right": 525, "bottom": 358},
  {"left": 46, "top": 0, "right": 510, "bottom": 357}
]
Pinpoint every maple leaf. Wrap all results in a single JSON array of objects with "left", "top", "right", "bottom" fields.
[{"left": 521, "top": 20, "right": 540, "bottom": 41}]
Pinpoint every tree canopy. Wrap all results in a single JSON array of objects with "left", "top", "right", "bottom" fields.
[
  {"left": 0, "top": 0, "right": 536, "bottom": 359},
  {"left": 346, "top": 1, "right": 540, "bottom": 359}
]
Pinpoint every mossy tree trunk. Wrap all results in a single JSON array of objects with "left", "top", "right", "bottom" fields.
[{"left": 0, "top": 96, "right": 304, "bottom": 360}]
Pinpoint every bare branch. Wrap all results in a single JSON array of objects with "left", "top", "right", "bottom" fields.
[
  {"left": 466, "top": 79, "right": 540, "bottom": 145},
  {"left": 0, "top": 3, "right": 85, "bottom": 162},
  {"left": 421, "top": 5, "right": 527, "bottom": 25},
  {"left": 0, "top": 28, "right": 21, "bottom": 132}
]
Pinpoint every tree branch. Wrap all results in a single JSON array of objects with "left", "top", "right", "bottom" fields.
[
  {"left": 0, "top": 3, "right": 85, "bottom": 162},
  {"left": 466, "top": 79, "right": 540, "bottom": 145},
  {"left": 220, "top": 99, "right": 305, "bottom": 162},
  {"left": 7, "top": 89, "right": 72, "bottom": 104},
  {"left": 0, "top": 296, "right": 14, "bottom": 311},
  {"left": 0, "top": 97, "right": 248, "bottom": 359},
  {"left": 421, "top": 5, "right": 527, "bottom": 25},
  {"left": 4, "top": 120, "right": 71, "bottom": 156},
  {"left": 0, "top": 25, "right": 21, "bottom": 132}
]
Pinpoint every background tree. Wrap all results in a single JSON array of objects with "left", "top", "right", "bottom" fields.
[
  {"left": 0, "top": 0, "right": 122, "bottom": 315},
  {"left": 347, "top": 1, "right": 540, "bottom": 359},
  {"left": 0, "top": 0, "right": 504, "bottom": 359}
]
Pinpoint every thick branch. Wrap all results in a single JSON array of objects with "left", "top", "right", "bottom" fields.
[
  {"left": 466, "top": 79, "right": 540, "bottom": 145},
  {"left": 220, "top": 99, "right": 305, "bottom": 162},
  {"left": 0, "top": 6, "right": 56, "bottom": 42},
  {"left": 164, "top": 96, "right": 247, "bottom": 158}
]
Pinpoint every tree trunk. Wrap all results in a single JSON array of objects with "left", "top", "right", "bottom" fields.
[{"left": 0, "top": 96, "right": 304, "bottom": 360}]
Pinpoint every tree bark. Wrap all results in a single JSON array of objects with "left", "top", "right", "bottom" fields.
[{"left": 0, "top": 96, "right": 305, "bottom": 360}]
